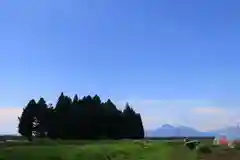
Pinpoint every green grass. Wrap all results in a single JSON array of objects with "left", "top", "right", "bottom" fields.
[
  {"left": 0, "top": 139, "right": 199, "bottom": 160},
  {"left": 1, "top": 139, "right": 240, "bottom": 160}
]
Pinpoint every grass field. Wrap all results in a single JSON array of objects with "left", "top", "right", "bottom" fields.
[{"left": 0, "top": 139, "right": 240, "bottom": 160}]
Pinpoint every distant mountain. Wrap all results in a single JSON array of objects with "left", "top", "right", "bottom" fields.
[{"left": 146, "top": 124, "right": 215, "bottom": 137}]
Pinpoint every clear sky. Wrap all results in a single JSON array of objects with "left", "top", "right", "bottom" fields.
[{"left": 0, "top": 0, "right": 240, "bottom": 134}]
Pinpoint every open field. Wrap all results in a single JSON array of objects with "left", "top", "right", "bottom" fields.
[{"left": 0, "top": 139, "right": 240, "bottom": 160}]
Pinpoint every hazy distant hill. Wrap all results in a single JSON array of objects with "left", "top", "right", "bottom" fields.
[
  {"left": 210, "top": 126, "right": 240, "bottom": 140},
  {"left": 0, "top": 135, "right": 24, "bottom": 141},
  {"left": 146, "top": 124, "right": 215, "bottom": 137}
]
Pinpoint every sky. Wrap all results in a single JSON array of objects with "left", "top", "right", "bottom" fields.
[{"left": 0, "top": 0, "right": 240, "bottom": 134}]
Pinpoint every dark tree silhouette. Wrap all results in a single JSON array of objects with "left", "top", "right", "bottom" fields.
[
  {"left": 18, "top": 93, "right": 145, "bottom": 140},
  {"left": 18, "top": 99, "right": 37, "bottom": 141},
  {"left": 34, "top": 97, "right": 48, "bottom": 138}
]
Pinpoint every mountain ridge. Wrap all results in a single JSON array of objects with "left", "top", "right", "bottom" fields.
[
  {"left": 146, "top": 124, "right": 240, "bottom": 139},
  {"left": 146, "top": 124, "right": 215, "bottom": 137}
]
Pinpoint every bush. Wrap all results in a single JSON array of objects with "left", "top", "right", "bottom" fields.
[
  {"left": 185, "top": 141, "right": 200, "bottom": 150},
  {"left": 234, "top": 144, "right": 240, "bottom": 150},
  {"left": 198, "top": 145, "right": 212, "bottom": 154},
  {"left": 185, "top": 143, "right": 195, "bottom": 150}
]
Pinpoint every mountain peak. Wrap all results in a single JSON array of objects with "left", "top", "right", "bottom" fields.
[{"left": 162, "top": 124, "right": 175, "bottom": 128}]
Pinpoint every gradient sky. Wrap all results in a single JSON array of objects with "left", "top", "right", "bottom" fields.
[{"left": 0, "top": 0, "right": 240, "bottom": 134}]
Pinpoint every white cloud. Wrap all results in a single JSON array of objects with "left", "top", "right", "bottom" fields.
[
  {"left": 116, "top": 99, "right": 240, "bottom": 132},
  {"left": 190, "top": 106, "right": 240, "bottom": 131},
  {"left": 192, "top": 107, "right": 225, "bottom": 114},
  {"left": 0, "top": 107, "right": 22, "bottom": 134}
]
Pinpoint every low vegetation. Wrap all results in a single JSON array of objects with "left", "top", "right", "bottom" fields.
[
  {"left": 0, "top": 139, "right": 240, "bottom": 160},
  {"left": 197, "top": 145, "right": 212, "bottom": 154}
]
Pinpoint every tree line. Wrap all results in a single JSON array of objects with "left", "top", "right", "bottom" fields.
[{"left": 18, "top": 93, "right": 145, "bottom": 141}]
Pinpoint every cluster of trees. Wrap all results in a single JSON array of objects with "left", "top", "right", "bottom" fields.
[{"left": 18, "top": 93, "right": 145, "bottom": 141}]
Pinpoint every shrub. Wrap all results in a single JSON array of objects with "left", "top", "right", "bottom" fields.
[
  {"left": 198, "top": 145, "right": 212, "bottom": 154},
  {"left": 185, "top": 143, "right": 195, "bottom": 150},
  {"left": 185, "top": 141, "right": 200, "bottom": 150},
  {"left": 234, "top": 143, "right": 240, "bottom": 150}
]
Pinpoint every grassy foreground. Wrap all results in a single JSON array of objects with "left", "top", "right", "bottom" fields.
[{"left": 0, "top": 139, "right": 239, "bottom": 160}]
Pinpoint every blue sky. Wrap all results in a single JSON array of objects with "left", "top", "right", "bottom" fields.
[{"left": 0, "top": 0, "right": 240, "bottom": 134}]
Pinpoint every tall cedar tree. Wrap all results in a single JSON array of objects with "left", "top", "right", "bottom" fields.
[
  {"left": 18, "top": 93, "right": 145, "bottom": 140},
  {"left": 18, "top": 99, "right": 37, "bottom": 141}
]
